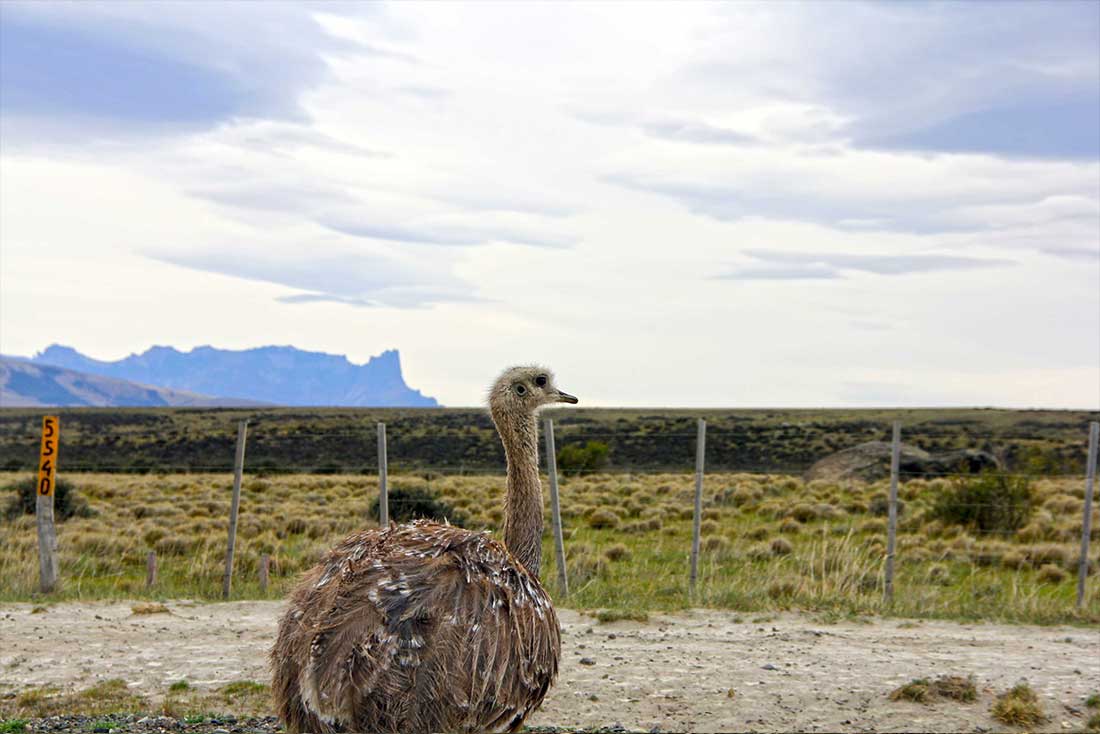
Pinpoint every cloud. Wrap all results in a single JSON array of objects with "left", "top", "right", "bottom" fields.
[
  {"left": 1041, "top": 246, "right": 1100, "bottom": 262},
  {"left": 720, "top": 249, "right": 1016, "bottom": 280},
  {"left": 186, "top": 174, "right": 578, "bottom": 249},
  {"left": 0, "top": 2, "right": 380, "bottom": 141},
  {"left": 150, "top": 247, "right": 477, "bottom": 309},
  {"left": 721, "top": 264, "right": 840, "bottom": 281},
  {"left": 188, "top": 181, "right": 360, "bottom": 214},
  {"left": 640, "top": 118, "right": 757, "bottom": 146},
  {"left": 682, "top": 2, "right": 1100, "bottom": 159},
  {"left": 318, "top": 210, "right": 576, "bottom": 248},
  {"left": 603, "top": 143, "right": 1098, "bottom": 242}
]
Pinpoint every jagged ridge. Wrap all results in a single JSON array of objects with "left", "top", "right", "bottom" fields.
[{"left": 29, "top": 344, "right": 438, "bottom": 407}]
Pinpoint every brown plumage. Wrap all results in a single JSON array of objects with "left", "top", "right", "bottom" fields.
[{"left": 272, "top": 365, "right": 577, "bottom": 733}]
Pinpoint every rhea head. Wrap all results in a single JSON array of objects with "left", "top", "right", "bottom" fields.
[{"left": 488, "top": 365, "right": 578, "bottom": 418}]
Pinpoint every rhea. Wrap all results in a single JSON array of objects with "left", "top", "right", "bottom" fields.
[{"left": 271, "top": 366, "right": 577, "bottom": 733}]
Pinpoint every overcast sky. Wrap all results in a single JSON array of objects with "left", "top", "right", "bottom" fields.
[{"left": 1, "top": 1, "right": 1097, "bottom": 408}]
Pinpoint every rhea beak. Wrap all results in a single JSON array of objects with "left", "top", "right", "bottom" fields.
[{"left": 556, "top": 390, "right": 579, "bottom": 404}]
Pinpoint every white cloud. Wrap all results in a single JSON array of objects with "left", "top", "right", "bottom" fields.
[{"left": 1, "top": 1, "right": 1097, "bottom": 408}]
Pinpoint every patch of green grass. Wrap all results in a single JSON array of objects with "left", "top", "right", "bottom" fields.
[
  {"left": 0, "top": 720, "right": 28, "bottom": 734},
  {"left": 0, "top": 680, "right": 147, "bottom": 719},
  {"left": 220, "top": 680, "right": 267, "bottom": 697},
  {"left": 162, "top": 680, "right": 270, "bottom": 719},
  {"left": 1086, "top": 712, "right": 1100, "bottom": 732},
  {"left": 182, "top": 714, "right": 206, "bottom": 724},
  {"left": 991, "top": 683, "right": 1045, "bottom": 727},
  {"left": 168, "top": 680, "right": 190, "bottom": 692},
  {"left": 1085, "top": 692, "right": 1100, "bottom": 709},
  {"left": 591, "top": 608, "right": 649, "bottom": 623}
]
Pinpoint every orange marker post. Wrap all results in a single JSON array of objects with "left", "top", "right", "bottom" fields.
[
  {"left": 36, "top": 416, "right": 60, "bottom": 592},
  {"left": 38, "top": 416, "right": 59, "bottom": 497}
]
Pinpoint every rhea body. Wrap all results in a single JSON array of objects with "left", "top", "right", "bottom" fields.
[{"left": 271, "top": 366, "right": 576, "bottom": 733}]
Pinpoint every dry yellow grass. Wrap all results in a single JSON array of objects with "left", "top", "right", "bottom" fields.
[{"left": 0, "top": 471, "right": 1097, "bottom": 624}]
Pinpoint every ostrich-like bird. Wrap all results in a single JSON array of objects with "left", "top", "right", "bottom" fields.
[{"left": 272, "top": 366, "right": 577, "bottom": 733}]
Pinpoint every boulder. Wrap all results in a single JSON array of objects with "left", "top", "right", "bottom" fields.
[{"left": 804, "top": 441, "right": 1001, "bottom": 482}]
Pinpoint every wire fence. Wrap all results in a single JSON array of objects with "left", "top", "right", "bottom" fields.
[{"left": 3, "top": 414, "right": 1098, "bottom": 614}]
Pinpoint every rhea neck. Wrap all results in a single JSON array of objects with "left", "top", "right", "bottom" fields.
[{"left": 491, "top": 406, "right": 543, "bottom": 577}]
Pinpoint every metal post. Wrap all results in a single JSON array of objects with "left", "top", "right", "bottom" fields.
[
  {"left": 1077, "top": 421, "right": 1098, "bottom": 609},
  {"left": 377, "top": 422, "right": 389, "bottom": 527},
  {"left": 689, "top": 418, "right": 706, "bottom": 592},
  {"left": 884, "top": 421, "right": 901, "bottom": 604},
  {"left": 222, "top": 420, "right": 248, "bottom": 599},
  {"left": 259, "top": 553, "right": 271, "bottom": 594},
  {"left": 145, "top": 551, "right": 157, "bottom": 590},
  {"left": 543, "top": 417, "right": 568, "bottom": 595}
]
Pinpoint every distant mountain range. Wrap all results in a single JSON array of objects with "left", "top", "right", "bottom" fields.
[
  {"left": 1, "top": 345, "right": 438, "bottom": 407},
  {"left": 0, "top": 356, "right": 266, "bottom": 408}
]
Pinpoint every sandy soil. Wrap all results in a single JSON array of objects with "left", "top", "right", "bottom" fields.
[{"left": 1, "top": 601, "right": 1097, "bottom": 733}]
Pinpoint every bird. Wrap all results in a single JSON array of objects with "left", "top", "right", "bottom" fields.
[{"left": 271, "top": 365, "right": 578, "bottom": 733}]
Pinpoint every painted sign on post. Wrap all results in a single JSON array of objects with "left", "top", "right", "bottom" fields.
[{"left": 38, "top": 416, "right": 59, "bottom": 497}]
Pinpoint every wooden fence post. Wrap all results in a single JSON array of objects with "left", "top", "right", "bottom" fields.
[
  {"left": 36, "top": 415, "right": 60, "bottom": 593},
  {"left": 259, "top": 553, "right": 271, "bottom": 594},
  {"left": 377, "top": 422, "right": 389, "bottom": 527},
  {"left": 689, "top": 418, "right": 706, "bottom": 593},
  {"left": 1077, "top": 421, "right": 1098, "bottom": 609},
  {"left": 145, "top": 551, "right": 157, "bottom": 590},
  {"left": 222, "top": 420, "right": 248, "bottom": 599},
  {"left": 543, "top": 418, "right": 569, "bottom": 595},
  {"left": 884, "top": 421, "right": 901, "bottom": 604}
]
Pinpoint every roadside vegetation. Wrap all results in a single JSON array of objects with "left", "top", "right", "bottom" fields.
[
  {"left": 1, "top": 468, "right": 1096, "bottom": 624},
  {"left": 0, "top": 407, "right": 1093, "bottom": 474}
]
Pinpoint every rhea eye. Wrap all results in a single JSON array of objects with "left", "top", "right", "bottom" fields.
[
  {"left": 535, "top": 375, "right": 548, "bottom": 387},
  {"left": 514, "top": 384, "right": 527, "bottom": 396}
]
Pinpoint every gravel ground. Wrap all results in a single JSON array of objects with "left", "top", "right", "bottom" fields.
[{"left": 1, "top": 601, "right": 1097, "bottom": 733}]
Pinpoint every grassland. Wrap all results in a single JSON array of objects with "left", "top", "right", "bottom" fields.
[
  {"left": 1, "top": 469, "right": 1097, "bottom": 624},
  {"left": 0, "top": 407, "right": 1096, "bottom": 474}
]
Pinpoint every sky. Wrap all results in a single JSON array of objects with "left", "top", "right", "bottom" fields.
[{"left": 0, "top": 1, "right": 1098, "bottom": 408}]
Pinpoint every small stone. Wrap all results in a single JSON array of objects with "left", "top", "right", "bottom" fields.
[
  {"left": 608, "top": 633, "right": 617, "bottom": 639},
  {"left": 588, "top": 694, "right": 599, "bottom": 701},
  {"left": 579, "top": 657, "right": 596, "bottom": 666},
  {"left": 762, "top": 663, "right": 778, "bottom": 671}
]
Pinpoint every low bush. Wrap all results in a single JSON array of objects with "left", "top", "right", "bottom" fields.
[
  {"left": 3, "top": 476, "right": 93, "bottom": 521},
  {"left": 369, "top": 486, "right": 465, "bottom": 527},
  {"left": 931, "top": 473, "right": 1033, "bottom": 534},
  {"left": 557, "top": 441, "right": 610, "bottom": 476}
]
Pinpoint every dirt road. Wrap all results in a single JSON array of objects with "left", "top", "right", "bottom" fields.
[{"left": 1, "top": 601, "right": 1096, "bottom": 732}]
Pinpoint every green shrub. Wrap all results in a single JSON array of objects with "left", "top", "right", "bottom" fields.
[
  {"left": 587, "top": 508, "right": 621, "bottom": 530},
  {"left": 557, "top": 441, "right": 610, "bottom": 476},
  {"left": 931, "top": 473, "right": 1033, "bottom": 534},
  {"left": 3, "top": 476, "right": 94, "bottom": 521},
  {"left": 369, "top": 486, "right": 465, "bottom": 527},
  {"left": 869, "top": 494, "right": 905, "bottom": 517}
]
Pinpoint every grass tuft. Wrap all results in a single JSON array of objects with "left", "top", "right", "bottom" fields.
[
  {"left": 991, "top": 683, "right": 1045, "bottom": 727},
  {"left": 131, "top": 602, "right": 170, "bottom": 615},
  {"left": 889, "top": 675, "right": 977, "bottom": 704},
  {"left": 592, "top": 608, "right": 649, "bottom": 623}
]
